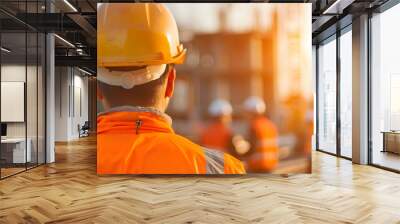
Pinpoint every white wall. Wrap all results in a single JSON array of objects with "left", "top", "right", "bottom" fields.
[
  {"left": 71, "top": 73, "right": 89, "bottom": 138},
  {"left": 1, "top": 65, "right": 26, "bottom": 140},
  {"left": 54, "top": 67, "right": 89, "bottom": 141},
  {"left": 55, "top": 66, "right": 69, "bottom": 141},
  {"left": 1, "top": 65, "right": 31, "bottom": 138},
  {"left": 1, "top": 63, "right": 46, "bottom": 163}
]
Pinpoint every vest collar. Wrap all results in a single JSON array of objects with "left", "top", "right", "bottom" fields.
[
  {"left": 97, "top": 106, "right": 174, "bottom": 134},
  {"left": 98, "top": 105, "right": 172, "bottom": 126}
]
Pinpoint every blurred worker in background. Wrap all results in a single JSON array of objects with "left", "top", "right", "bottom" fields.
[
  {"left": 241, "top": 96, "right": 279, "bottom": 172},
  {"left": 97, "top": 3, "right": 245, "bottom": 174},
  {"left": 201, "top": 99, "right": 234, "bottom": 154}
]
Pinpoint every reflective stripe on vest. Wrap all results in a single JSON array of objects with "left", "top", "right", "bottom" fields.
[{"left": 202, "top": 147, "right": 225, "bottom": 174}]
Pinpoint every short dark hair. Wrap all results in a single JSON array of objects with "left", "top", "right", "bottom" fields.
[{"left": 98, "top": 65, "right": 170, "bottom": 108}]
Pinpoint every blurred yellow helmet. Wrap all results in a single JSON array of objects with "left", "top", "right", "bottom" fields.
[{"left": 97, "top": 3, "right": 186, "bottom": 68}]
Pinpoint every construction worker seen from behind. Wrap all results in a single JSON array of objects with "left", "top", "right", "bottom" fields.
[
  {"left": 242, "top": 96, "right": 279, "bottom": 172},
  {"left": 96, "top": 3, "right": 245, "bottom": 174}
]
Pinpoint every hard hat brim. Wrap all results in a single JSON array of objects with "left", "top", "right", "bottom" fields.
[
  {"left": 98, "top": 48, "right": 187, "bottom": 68},
  {"left": 97, "top": 64, "right": 167, "bottom": 89}
]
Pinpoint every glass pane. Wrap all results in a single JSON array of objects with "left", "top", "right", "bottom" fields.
[
  {"left": 371, "top": 4, "right": 400, "bottom": 171},
  {"left": 1, "top": 30, "right": 27, "bottom": 177},
  {"left": 0, "top": 1, "right": 46, "bottom": 178},
  {"left": 26, "top": 0, "right": 39, "bottom": 168},
  {"left": 339, "top": 29, "right": 352, "bottom": 158},
  {"left": 317, "top": 37, "right": 337, "bottom": 154},
  {"left": 27, "top": 31, "right": 38, "bottom": 169},
  {"left": 38, "top": 32, "right": 45, "bottom": 165}
]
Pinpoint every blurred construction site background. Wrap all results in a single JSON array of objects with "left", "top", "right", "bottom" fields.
[{"left": 98, "top": 3, "right": 313, "bottom": 173}]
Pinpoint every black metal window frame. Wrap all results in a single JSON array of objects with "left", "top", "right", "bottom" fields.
[
  {"left": 315, "top": 0, "right": 400, "bottom": 174},
  {"left": 315, "top": 23, "right": 352, "bottom": 161}
]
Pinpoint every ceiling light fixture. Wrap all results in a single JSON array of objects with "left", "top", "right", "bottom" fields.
[
  {"left": 63, "top": 0, "right": 78, "bottom": 12},
  {"left": 78, "top": 67, "right": 93, "bottom": 76},
  {"left": 1, "top": 47, "right": 11, "bottom": 53},
  {"left": 54, "top": 34, "right": 75, "bottom": 48},
  {"left": 76, "top": 48, "right": 85, "bottom": 55},
  {"left": 322, "top": 0, "right": 354, "bottom": 15}
]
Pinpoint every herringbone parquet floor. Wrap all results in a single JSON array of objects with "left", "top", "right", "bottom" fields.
[{"left": 1, "top": 136, "right": 400, "bottom": 224}]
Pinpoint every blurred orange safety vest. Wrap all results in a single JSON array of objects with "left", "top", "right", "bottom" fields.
[
  {"left": 97, "top": 106, "right": 245, "bottom": 174},
  {"left": 246, "top": 116, "right": 279, "bottom": 172},
  {"left": 201, "top": 121, "right": 232, "bottom": 153}
]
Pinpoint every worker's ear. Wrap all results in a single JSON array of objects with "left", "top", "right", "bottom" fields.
[
  {"left": 97, "top": 83, "right": 104, "bottom": 100},
  {"left": 165, "top": 66, "right": 176, "bottom": 98}
]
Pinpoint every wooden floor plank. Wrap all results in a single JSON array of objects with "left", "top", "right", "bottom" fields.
[{"left": 0, "top": 136, "right": 399, "bottom": 223}]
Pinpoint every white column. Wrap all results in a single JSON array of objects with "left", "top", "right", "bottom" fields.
[{"left": 46, "top": 32, "right": 55, "bottom": 163}]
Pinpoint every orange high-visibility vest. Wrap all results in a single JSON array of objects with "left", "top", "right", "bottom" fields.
[
  {"left": 246, "top": 116, "right": 279, "bottom": 172},
  {"left": 97, "top": 107, "right": 245, "bottom": 174},
  {"left": 200, "top": 121, "right": 232, "bottom": 153}
]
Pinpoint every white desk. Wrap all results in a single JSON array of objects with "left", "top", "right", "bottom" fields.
[{"left": 1, "top": 138, "right": 31, "bottom": 163}]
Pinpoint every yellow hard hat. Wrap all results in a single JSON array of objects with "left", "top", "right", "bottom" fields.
[{"left": 97, "top": 3, "right": 186, "bottom": 68}]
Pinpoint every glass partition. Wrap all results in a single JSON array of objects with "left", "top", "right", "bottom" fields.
[
  {"left": 371, "top": 3, "right": 400, "bottom": 171},
  {"left": 0, "top": 1, "right": 46, "bottom": 179},
  {"left": 38, "top": 32, "right": 45, "bottom": 165},
  {"left": 317, "top": 36, "right": 337, "bottom": 154},
  {"left": 1, "top": 30, "right": 28, "bottom": 177},
  {"left": 339, "top": 28, "right": 352, "bottom": 158},
  {"left": 27, "top": 31, "right": 38, "bottom": 169}
]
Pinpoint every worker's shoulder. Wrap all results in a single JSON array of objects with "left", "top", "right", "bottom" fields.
[
  {"left": 151, "top": 132, "right": 204, "bottom": 153},
  {"left": 156, "top": 132, "right": 198, "bottom": 144},
  {"left": 155, "top": 133, "right": 245, "bottom": 174}
]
